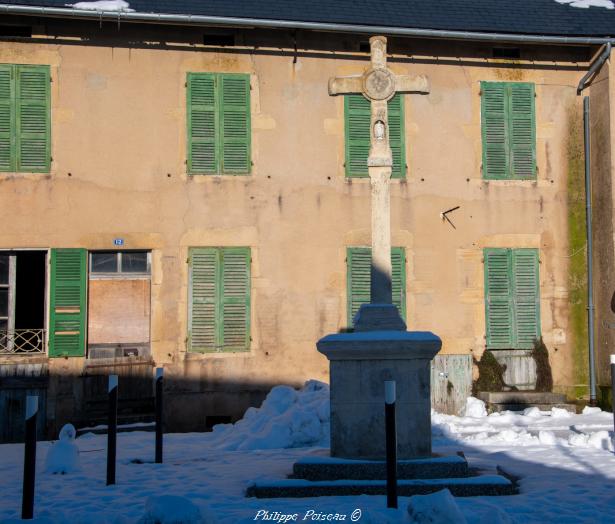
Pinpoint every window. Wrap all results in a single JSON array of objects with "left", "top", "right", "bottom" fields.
[
  {"left": 346, "top": 247, "right": 406, "bottom": 326},
  {"left": 484, "top": 248, "right": 541, "bottom": 349},
  {"left": 0, "top": 251, "right": 46, "bottom": 355},
  {"left": 87, "top": 251, "right": 152, "bottom": 359},
  {"left": 187, "top": 73, "right": 251, "bottom": 175},
  {"left": 344, "top": 94, "right": 405, "bottom": 178},
  {"left": 90, "top": 251, "right": 150, "bottom": 275},
  {"left": 0, "top": 64, "right": 50, "bottom": 173},
  {"left": 481, "top": 81, "right": 536, "bottom": 180},
  {"left": 188, "top": 247, "right": 250, "bottom": 352}
]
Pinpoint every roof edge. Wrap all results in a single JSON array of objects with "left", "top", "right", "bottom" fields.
[{"left": 1, "top": 4, "right": 613, "bottom": 45}]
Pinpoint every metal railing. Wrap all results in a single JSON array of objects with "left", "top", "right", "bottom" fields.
[{"left": 0, "top": 329, "right": 46, "bottom": 354}]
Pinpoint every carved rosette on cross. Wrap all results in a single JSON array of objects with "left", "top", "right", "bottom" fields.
[{"left": 328, "top": 36, "right": 429, "bottom": 322}]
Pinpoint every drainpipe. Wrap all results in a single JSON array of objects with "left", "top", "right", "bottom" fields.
[
  {"left": 578, "top": 43, "right": 612, "bottom": 94},
  {"left": 584, "top": 96, "right": 597, "bottom": 405}
]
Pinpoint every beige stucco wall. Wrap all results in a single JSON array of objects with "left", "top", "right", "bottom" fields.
[{"left": 0, "top": 33, "right": 588, "bottom": 424}]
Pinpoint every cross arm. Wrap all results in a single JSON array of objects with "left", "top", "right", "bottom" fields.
[
  {"left": 395, "top": 74, "right": 430, "bottom": 94},
  {"left": 328, "top": 76, "right": 363, "bottom": 96}
]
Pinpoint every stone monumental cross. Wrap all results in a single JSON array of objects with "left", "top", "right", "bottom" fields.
[{"left": 318, "top": 36, "right": 442, "bottom": 459}]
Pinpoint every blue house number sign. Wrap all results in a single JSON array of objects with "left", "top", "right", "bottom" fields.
[{"left": 113, "top": 238, "right": 124, "bottom": 246}]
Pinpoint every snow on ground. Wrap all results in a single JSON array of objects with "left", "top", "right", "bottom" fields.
[{"left": 0, "top": 384, "right": 614, "bottom": 523}]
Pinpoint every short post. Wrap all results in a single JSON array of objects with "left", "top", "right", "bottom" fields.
[
  {"left": 21, "top": 396, "right": 38, "bottom": 520},
  {"left": 106, "top": 375, "right": 118, "bottom": 486},
  {"left": 155, "top": 367, "right": 163, "bottom": 464},
  {"left": 385, "top": 380, "right": 398, "bottom": 509}
]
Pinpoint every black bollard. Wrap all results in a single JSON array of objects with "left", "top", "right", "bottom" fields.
[
  {"left": 385, "top": 380, "right": 398, "bottom": 509},
  {"left": 106, "top": 375, "right": 118, "bottom": 486},
  {"left": 155, "top": 367, "right": 163, "bottom": 464},
  {"left": 21, "top": 395, "right": 38, "bottom": 520}
]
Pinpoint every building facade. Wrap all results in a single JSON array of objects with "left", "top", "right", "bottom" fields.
[{"left": 0, "top": 0, "right": 612, "bottom": 440}]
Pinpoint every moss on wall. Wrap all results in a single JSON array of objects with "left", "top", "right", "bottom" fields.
[{"left": 566, "top": 104, "right": 589, "bottom": 394}]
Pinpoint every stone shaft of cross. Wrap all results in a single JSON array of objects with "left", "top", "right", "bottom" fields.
[{"left": 328, "top": 36, "right": 429, "bottom": 306}]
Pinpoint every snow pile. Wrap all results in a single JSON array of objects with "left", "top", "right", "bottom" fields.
[
  {"left": 206, "top": 380, "right": 330, "bottom": 451},
  {"left": 70, "top": 1, "right": 134, "bottom": 12},
  {"left": 522, "top": 406, "right": 542, "bottom": 418},
  {"left": 139, "top": 495, "right": 211, "bottom": 524},
  {"left": 555, "top": 0, "right": 614, "bottom": 9},
  {"left": 551, "top": 407, "right": 573, "bottom": 419},
  {"left": 568, "top": 430, "right": 614, "bottom": 451},
  {"left": 463, "top": 396, "right": 487, "bottom": 418},
  {"left": 432, "top": 396, "right": 615, "bottom": 449},
  {"left": 44, "top": 424, "right": 81, "bottom": 474},
  {"left": 407, "top": 489, "right": 467, "bottom": 524}
]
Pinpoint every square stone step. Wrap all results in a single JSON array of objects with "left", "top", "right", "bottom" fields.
[
  {"left": 478, "top": 392, "right": 567, "bottom": 405},
  {"left": 246, "top": 475, "right": 516, "bottom": 498},
  {"left": 292, "top": 454, "right": 469, "bottom": 481},
  {"left": 488, "top": 403, "right": 577, "bottom": 413}
]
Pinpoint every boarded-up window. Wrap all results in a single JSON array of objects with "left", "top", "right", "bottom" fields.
[
  {"left": 346, "top": 247, "right": 406, "bottom": 326},
  {"left": 187, "top": 73, "right": 251, "bottom": 175},
  {"left": 484, "top": 248, "right": 541, "bottom": 349},
  {"left": 188, "top": 247, "right": 251, "bottom": 352},
  {"left": 0, "top": 64, "right": 51, "bottom": 173},
  {"left": 344, "top": 94, "right": 405, "bottom": 178},
  {"left": 481, "top": 81, "right": 536, "bottom": 180}
]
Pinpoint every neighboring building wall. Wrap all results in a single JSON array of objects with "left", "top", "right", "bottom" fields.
[
  {"left": 591, "top": 61, "right": 615, "bottom": 407},
  {"left": 0, "top": 23, "right": 591, "bottom": 432}
]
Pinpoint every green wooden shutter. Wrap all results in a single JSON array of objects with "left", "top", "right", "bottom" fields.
[
  {"left": 388, "top": 95, "right": 406, "bottom": 179},
  {"left": 509, "top": 83, "right": 536, "bottom": 179},
  {"left": 188, "top": 73, "right": 217, "bottom": 174},
  {"left": 481, "top": 82, "right": 509, "bottom": 180},
  {"left": 189, "top": 248, "right": 218, "bottom": 351},
  {"left": 0, "top": 65, "right": 14, "bottom": 171},
  {"left": 391, "top": 247, "right": 407, "bottom": 319},
  {"left": 220, "top": 248, "right": 250, "bottom": 351},
  {"left": 49, "top": 249, "right": 87, "bottom": 357},
  {"left": 347, "top": 247, "right": 406, "bottom": 326},
  {"left": 345, "top": 95, "right": 371, "bottom": 177},
  {"left": 347, "top": 247, "right": 371, "bottom": 324},
  {"left": 220, "top": 74, "right": 250, "bottom": 174},
  {"left": 345, "top": 94, "right": 405, "bottom": 178},
  {"left": 512, "top": 249, "right": 540, "bottom": 348},
  {"left": 484, "top": 248, "right": 513, "bottom": 348},
  {"left": 16, "top": 65, "right": 50, "bottom": 173}
]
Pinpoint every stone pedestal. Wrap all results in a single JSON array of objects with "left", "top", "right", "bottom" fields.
[{"left": 317, "top": 308, "right": 441, "bottom": 460}]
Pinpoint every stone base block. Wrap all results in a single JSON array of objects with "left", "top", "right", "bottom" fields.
[
  {"left": 478, "top": 391, "right": 577, "bottom": 413},
  {"left": 292, "top": 454, "right": 469, "bottom": 481},
  {"left": 246, "top": 475, "right": 516, "bottom": 498}
]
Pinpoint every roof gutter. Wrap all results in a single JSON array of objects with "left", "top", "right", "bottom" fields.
[
  {"left": 1, "top": 4, "right": 615, "bottom": 46},
  {"left": 577, "top": 42, "right": 611, "bottom": 94}
]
